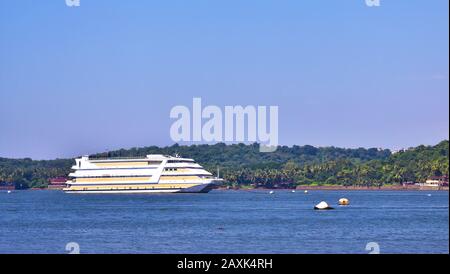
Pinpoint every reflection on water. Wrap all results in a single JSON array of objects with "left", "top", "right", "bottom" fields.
[{"left": 0, "top": 190, "right": 448, "bottom": 254}]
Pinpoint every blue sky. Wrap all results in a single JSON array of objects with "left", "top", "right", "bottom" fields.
[{"left": 0, "top": 0, "right": 448, "bottom": 159}]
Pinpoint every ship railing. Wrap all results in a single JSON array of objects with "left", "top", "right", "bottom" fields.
[{"left": 87, "top": 156, "right": 151, "bottom": 160}]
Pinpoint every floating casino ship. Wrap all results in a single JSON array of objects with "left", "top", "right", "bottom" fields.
[{"left": 63, "top": 154, "right": 222, "bottom": 193}]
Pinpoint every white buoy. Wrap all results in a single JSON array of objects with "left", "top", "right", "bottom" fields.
[
  {"left": 304, "top": 190, "right": 308, "bottom": 194},
  {"left": 427, "top": 194, "right": 432, "bottom": 197},
  {"left": 338, "top": 198, "right": 350, "bottom": 206},
  {"left": 292, "top": 190, "right": 296, "bottom": 193},
  {"left": 269, "top": 191, "right": 274, "bottom": 194},
  {"left": 7, "top": 190, "right": 11, "bottom": 194},
  {"left": 314, "top": 201, "right": 334, "bottom": 210}
]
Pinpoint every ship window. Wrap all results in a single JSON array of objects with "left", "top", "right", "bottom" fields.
[{"left": 168, "top": 160, "right": 194, "bottom": 163}]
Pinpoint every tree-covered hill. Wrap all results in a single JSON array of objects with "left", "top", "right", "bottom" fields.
[
  {"left": 0, "top": 141, "right": 448, "bottom": 189},
  {"left": 90, "top": 142, "right": 391, "bottom": 169},
  {"left": 0, "top": 158, "right": 73, "bottom": 189}
]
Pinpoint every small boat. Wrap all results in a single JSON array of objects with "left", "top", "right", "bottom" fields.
[
  {"left": 338, "top": 198, "right": 350, "bottom": 205},
  {"left": 314, "top": 201, "right": 334, "bottom": 210}
]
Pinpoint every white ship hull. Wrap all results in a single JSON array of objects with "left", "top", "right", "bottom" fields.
[
  {"left": 65, "top": 181, "right": 218, "bottom": 194},
  {"left": 65, "top": 186, "right": 214, "bottom": 194}
]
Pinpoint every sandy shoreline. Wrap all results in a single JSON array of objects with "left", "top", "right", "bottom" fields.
[
  {"left": 295, "top": 185, "right": 448, "bottom": 191},
  {"left": 19, "top": 185, "right": 449, "bottom": 191},
  {"left": 217, "top": 185, "right": 449, "bottom": 191}
]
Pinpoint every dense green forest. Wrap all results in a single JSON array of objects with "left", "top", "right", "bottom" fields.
[{"left": 0, "top": 140, "right": 448, "bottom": 189}]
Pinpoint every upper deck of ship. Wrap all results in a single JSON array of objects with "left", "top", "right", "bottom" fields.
[{"left": 70, "top": 154, "right": 197, "bottom": 170}]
